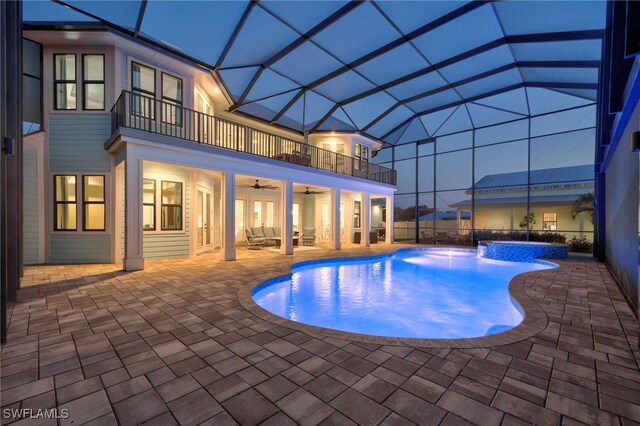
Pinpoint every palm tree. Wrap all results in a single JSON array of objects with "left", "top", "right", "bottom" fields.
[{"left": 570, "top": 192, "right": 594, "bottom": 223}]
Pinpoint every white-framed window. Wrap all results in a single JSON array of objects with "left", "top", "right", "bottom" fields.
[{"left": 543, "top": 212, "right": 557, "bottom": 231}]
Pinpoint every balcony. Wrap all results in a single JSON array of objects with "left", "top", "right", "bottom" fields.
[{"left": 110, "top": 91, "right": 396, "bottom": 185}]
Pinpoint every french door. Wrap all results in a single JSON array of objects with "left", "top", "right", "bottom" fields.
[{"left": 196, "top": 187, "right": 213, "bottom": 253}]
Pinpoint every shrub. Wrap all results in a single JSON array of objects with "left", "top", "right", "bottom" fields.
[
  {"left": 529, "top": 232, "right": 566, "bottom": 244},
  {"left": 472, "top": 230, "right": 566, "bottom": 246},
  {"left": 568, "top": 236, "right": 593, "bottom": 253}
]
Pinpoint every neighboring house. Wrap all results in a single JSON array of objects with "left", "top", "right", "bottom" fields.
[
  {"left": 22, "top": 30, "right": 396, "bottom": 270},
  {"left": 452, "top": 165, "right": 594, "bottom": 240}
]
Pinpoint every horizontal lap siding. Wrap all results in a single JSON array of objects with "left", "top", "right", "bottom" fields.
[
  {"left": 49, "top": 234, "right": 111, "bottom": 263},
  {"left": 48, "top": 114, "right": 113, "bottom": 263},
  {"left": 23, "top": 148, "right": 39, "bottom": 264},
  {"left": 143, "top": 234, "right": 190, "bottom": 259},
  {"left": 49, "top": 114, "right": 112, "bottom": 172}
]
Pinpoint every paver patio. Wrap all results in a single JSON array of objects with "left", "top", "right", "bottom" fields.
[{"left": 1, "top": 244, "right": 639, "bottom": 425}]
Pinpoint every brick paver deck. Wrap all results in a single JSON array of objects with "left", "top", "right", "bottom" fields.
[{"left": 2, "top": 245, "right": 639, "bottom": 425}]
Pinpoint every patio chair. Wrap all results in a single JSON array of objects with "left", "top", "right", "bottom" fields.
[
  {"left": 436, "top": 231, "right": 448, "bottom": 244},
  {"left": 301, "top": 228, "right": 316, "bottom": 246},
  {"left": 245, "top": 229, "right": 264, "bottom": 249},
  {"left": 420, "top": 230, "right": 434, "bottom": 244}
]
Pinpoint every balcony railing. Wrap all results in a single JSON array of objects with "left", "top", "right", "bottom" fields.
[{"left": 110, "top": 90, "right": 396, "bottom": 185}]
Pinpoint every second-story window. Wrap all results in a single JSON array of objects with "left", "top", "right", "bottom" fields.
[
  {"left": 132, "top": 62, "right": 155, "bottom": 119},
  {"left": 83, "top": 55, "right": 104, "bottom": 110},
  {"left": 54, "top": 54, "right": 76, "bottom": 110},
  {"left": 354, "top": 143, "right": 369, "bottom": 171},
  {"left": 162, "top": 73, "right": 183, "bottom": 126}
]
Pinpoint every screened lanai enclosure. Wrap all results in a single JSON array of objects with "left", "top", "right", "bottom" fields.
[
  {"left": 23, "top": 0, "right": 605, "bottom": 250},
  {"left": 373, "top": 94, "right": 597, "bottom": 247}
]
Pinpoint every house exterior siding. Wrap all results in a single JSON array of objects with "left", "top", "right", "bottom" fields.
[
  {"left": 23, "top": 30, "right": 396, "bottom": 269},
  {"left": 23, "top": 148, "right": 39, "bottom": 264},
  {"left": 48, "top": 114, "right": 112, "bottom": 172},
  {"left": 49, "top": 234, "right": 111, "bottom": 263}
]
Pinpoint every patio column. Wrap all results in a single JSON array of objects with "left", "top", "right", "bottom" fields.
[
  {"left": 386, "top": 195, "right": 394, "bottom": 244},
  {"left": 331, "top": 188, "right": 341, "bottom": 250},
  {"left": 123, "top": 154, "right": 144, "bottom": 271},
  {"left": 361, "top": 192, "right": 371, "bottom": 247},
  {"left": 281, "top": 180, "right": 293, "bottom": 255},
  {"left": 221, "top": 171, "right": 236, "bottom": 261}
]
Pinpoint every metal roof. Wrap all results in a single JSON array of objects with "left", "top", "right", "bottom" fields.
[
  {"left": 24, "top": 1, "right": 606, "bottom": 145},
  {"left": 474, "top": 164, "right": 595, "bottom": 190},
  {"left": 451, "top": 194, "right": 589, "bottom": 207}
]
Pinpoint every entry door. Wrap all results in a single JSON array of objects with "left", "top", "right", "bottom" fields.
[{"left": 196, "top": 188, "right": 213, "bottom": 253}]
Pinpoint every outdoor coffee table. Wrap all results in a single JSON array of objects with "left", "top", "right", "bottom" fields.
[{"left": 272, "top": 236, "right": 300, "bottom": 248}]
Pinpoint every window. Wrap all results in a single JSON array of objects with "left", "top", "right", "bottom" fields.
[
  {"left": 83, "top": 176, "right": 105, "bottom": 231},
  {"left": 132, "top": 62, "right": 155, "bottom": 119},
  {"left": 354, "top": 143, "right": 369, "bottom": 171},
  {"left": 54, "top": 175, "right": 106, "bottom": 232},
  {"left": 54, "top": 176, "right": 77, "bottom": 230},
  {"left": 162, "top": 73, "right": 183, "bottom": 125},
  {"left": 354, "top": 200, "right": 361, "bottom": 228},
  {"left": 54, "top": 54, "right": 76, "bottom": 110},
  {"left": 23, "top": 39, "right": 42, "bottom": 134},
  {"left": 161, "top": 181, "right": 182, "bottom": 230},
  {"left": 543, "top": 212, "right": 557, "bottom": 231},
  {"left": 83, "top": 55, "right": 104, "bottom": 110},
  {"left": 143, "top": 179, "right": 156, "bottom": 231}
]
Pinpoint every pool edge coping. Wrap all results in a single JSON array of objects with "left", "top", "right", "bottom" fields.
[{"left": 236, "top": 248, "right": 555, "bottom": 348}]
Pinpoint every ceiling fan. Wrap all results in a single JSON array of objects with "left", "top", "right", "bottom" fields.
[
  {"left": 242, "top": 179, "right": 278, "bottom": 190},
  {"left": 296, "top": 186, "right": 324, "bottom": 195}
]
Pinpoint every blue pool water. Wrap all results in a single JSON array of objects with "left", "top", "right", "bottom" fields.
[{"left": 253, "top": 249, "right": 555, "bottom": 339}]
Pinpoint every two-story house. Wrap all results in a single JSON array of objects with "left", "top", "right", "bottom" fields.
[{"left": 22, "top": 29, "right": 396, "bottom": 271}]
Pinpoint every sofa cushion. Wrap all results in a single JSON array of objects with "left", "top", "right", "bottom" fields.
[
  {"left": 263, "top": 227, "right": 275, "bottom": 237},
  {"left": 251, "top": 227, "right": 265, "bottom": 237}
]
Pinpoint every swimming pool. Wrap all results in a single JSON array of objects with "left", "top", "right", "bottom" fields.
[{"left": 252, "top": 248, "right": 555, "bottom": 339}]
